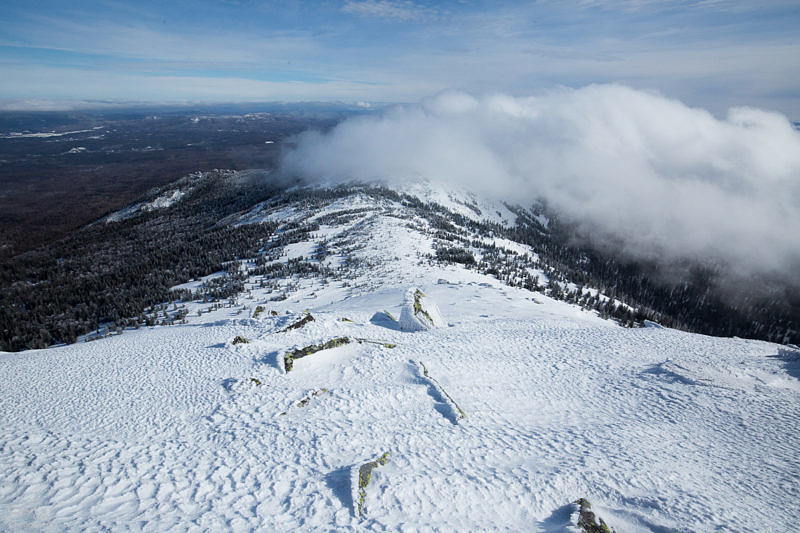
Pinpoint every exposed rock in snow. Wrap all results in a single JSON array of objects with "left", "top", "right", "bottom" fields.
[
  {"left": 279, "top": 388, "right": 328, "bottom": 416},
  {"left": 417, "top": 360, "right": 466, "bottom": 423},
  {"left": 399, "top": 287, "right": 445, "bottom": 331},
  {"left": 352, "top": 451, "right": 391, "bottom": 517},
  {"left": 283, "top": 337, "right": 351, "bottom": 372},
  {"left": 279, "top": 312, "right": 315, "bottom": 332},
  {"left": 573, "top": 498, "right": 615, "bottom": 533}
]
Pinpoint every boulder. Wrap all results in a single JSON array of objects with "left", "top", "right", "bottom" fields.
[{"left": 399, "top": 288, "right": 444, "bottom": 331}]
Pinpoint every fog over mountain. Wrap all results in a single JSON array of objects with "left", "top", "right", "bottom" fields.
[{"left": 283, "top": 84, "right": 800, "bottom": 284}]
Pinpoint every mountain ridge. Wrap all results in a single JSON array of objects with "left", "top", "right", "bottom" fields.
[{"left": 1, "top": 168, "right": 797, "bottom": 352}]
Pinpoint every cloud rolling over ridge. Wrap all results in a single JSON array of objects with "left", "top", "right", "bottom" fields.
[{"left": 282, "top": 85, "right": 800, "bottom": 282}]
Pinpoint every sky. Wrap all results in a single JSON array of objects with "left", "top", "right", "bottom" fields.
[{"left": 1, "top": 0, "right": 799, "bottom": 117}]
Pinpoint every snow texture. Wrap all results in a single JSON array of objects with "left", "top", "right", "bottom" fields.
[{"left": 1, "top": 184, "right": 799, "bottom": 532}]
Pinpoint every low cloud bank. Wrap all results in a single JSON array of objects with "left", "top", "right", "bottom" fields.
[{"left": 282, "top": 85, "right": 800, "bottom": 283}]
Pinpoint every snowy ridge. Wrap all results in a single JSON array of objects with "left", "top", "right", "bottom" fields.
[
  {"left": 105, "top": 189, "right": 186, "bottom": 223},
  {"left": 104, "top": 170, "right": 220, "bottom": 223},
  {"left": 1, "top": 182, "right": 799, "bottom": 531},
  {"left": 397, "top": 179, "right": 518, "bottom": 226}
]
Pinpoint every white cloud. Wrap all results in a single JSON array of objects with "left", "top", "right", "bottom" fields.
[
  {"left": 342, "top": 0, "right": 438, "bottom": 21},
  {"left": 282, "top": 85, "right": 800, "bottom": 282}
]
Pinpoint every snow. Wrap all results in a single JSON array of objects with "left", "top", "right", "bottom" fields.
[
  {"left": 106, "top": 189, "right": 187, "bottom": 223},
  {"left": 399, "top": 179, "right": 517, "bottom": 226},
  {"left": 1, "top": 184, "right": 799, "bottom": 531},
  {"left": 398, "top": 287, "right": 445, "bottom": 331},
  {"left": 170, "top": 270, "right": 225, "bottom": 292},
  {"left": 1, "top": 128, "right": 101, "bottom": 139},
  {"left": 148, "top": 189, "right": 185, "bottom": 210},
  {"left": 2, "top": 288, "right": 797, "bottom": 531}
]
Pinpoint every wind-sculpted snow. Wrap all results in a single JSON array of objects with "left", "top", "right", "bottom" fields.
[
  {"left": 1, "top": 280, "right": 798, "bottom": 531},
  {"left": 1, "top": 188, "right": 798, "bottom": 531}
]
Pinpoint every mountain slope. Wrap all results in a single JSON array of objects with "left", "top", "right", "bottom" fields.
[
  {"left": 2, "top": 170, "right": 797, "bottom": 352},
  {"left": 1, "top": 177, "right": 799, "bottom": 531}
]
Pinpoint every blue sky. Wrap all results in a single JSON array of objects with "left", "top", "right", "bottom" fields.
[{"left": 1, "top": 0, "right": 799, "bottom": 116}]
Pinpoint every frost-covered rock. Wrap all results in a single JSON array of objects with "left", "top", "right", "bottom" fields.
[
  {"left": 399, "top": 288, "right": 444, "bottom": 331},
  {"left": 572, "top": 498, "right": 615, "bottom": 533}
]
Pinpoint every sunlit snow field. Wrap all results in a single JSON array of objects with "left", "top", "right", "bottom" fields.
[{"left": 1, "top": 189, "right": 798, "bottom": 531}]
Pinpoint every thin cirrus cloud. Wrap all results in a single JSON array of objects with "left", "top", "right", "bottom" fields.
[
  {"left": 0, "top": 64, "right": 407, "bottom": 106},
  {"left": 0, "top": 15, "right": 317, "bottom": 66},
  {"left": 342, "top": 0, "right": 440, "bottom": 21},
  {"left": 282, "top": 85, "right": 800, "bottom": 283},
  {"left": 0, "top": 1, "right": 798, "bottom": 115}
]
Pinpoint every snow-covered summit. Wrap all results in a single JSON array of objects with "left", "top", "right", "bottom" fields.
[{"left": 1, "top": 174, "right": 798, "bottom": 531}]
